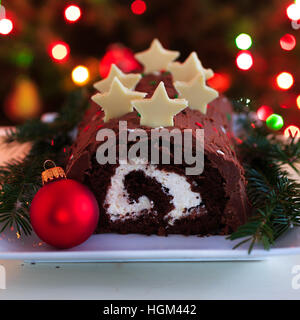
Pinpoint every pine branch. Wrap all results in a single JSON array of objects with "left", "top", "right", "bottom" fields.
[
  {"left": 0, "top": 159, "right": 40, "bottom": 235},
  {"left": 236, "top": 111, "right": 300, "bottom": 175},
  {"left": 227, "top": 103, "right": 300, "bottom": 252},
  {"left": 228, "top": 166, "right": 300, "bottom": 253},
  {"left": 0, "top": 89, "right": 89, "bottom": 236},
  {"left": 5, "top": 89, "right": 88, "bottom": 143}
]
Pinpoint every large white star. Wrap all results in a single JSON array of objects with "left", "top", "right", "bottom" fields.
[
  {"left": 174, "top": 73, "right": 219, "bottom": 114},
  {"left": 132, "top": 81, "right": 187, "bottom": 128},
  {"left": 168, "top": 52, "right": 214, "bottom": 82},
  {"left": 93, "top": 64, "right": 141, "bottom": 93},
  {"left": 135, "top": 39, "right": 180, "bottom": 73},
  {"left": 92, "top": 77, "right": 146, "bottom": 122}
]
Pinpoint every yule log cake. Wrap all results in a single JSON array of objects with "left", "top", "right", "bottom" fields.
[{"left": 66, "top": 39, "right": 250, "bottom": 236}]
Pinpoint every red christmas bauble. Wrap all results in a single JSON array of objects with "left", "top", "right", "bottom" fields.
[{"left": 30, "top": 179, "right": 99, "bottom": 249}]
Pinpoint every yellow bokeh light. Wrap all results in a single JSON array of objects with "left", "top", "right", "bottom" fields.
[
  {"left": 276, "top": 72, "right": 294, "bottom": 90},
  {"left": 72, "top": 66, "right": 90, "bottom": 86},
  {"left": 297, "top": 95, "right": 300, "bottom": 109},
  {"left": 284, "top": 125, "right": 300, "bottom": 138}
]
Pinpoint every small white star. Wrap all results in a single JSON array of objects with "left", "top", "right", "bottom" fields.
[
  {"left": 135, "top": 39, "right": 180, "bottom": 73},
  {"left": 168, "top": 52, "right": 214, "bottom": 82},
  {"left": 93, "top": 64, "right": 141, "bottom": 93},
  {"left": 132, "top": 81, "right": 187, "bottom": 128},
  {"left": 174, "top": 73, "right": 219, "bottom": 114},
  {"left": 92, "top": 77, "right": 146, "bottom": 122}
]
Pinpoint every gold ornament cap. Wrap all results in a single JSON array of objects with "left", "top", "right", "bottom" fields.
[{"left": 42, "top": 160, "right": 66, "bottom": 185}]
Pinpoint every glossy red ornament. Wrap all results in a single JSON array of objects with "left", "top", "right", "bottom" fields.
[{"left": 30, "top": 179, "right": 99, "bottom": 249}]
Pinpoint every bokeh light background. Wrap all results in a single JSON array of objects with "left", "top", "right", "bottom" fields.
[{"left": 0, "top": 0, "right": 299, "bottom": 135}]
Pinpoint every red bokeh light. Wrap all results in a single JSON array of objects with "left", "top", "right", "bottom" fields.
[
  {"left": 257, "top": 105, "right": 273, "bottom": 121},
  {"left": 236, "top": 51, "right": 253, "bottom": 71},
  {"left": 0, "top": 18, "right": 13, "bottom": 35},
  {"left": 286, "top": 3, "right": 300, "bottom": 21},
  {"left": 280, "top": 34, "right": 296, "bottom": 51},
  {"left": 49, "top": 42, "right": 70, "bottom": 62},
  {"left": 207, "top": 72, "right": 231, "bottom": 93},
  {"left": 131, "top": 0, "right": 147, "bottom": 15},
  {"left": 99, "top": 45, "right": 142, "bottom": 78},
  {"left": 64, "top": 5, "right": 82, "bottom": 23}
]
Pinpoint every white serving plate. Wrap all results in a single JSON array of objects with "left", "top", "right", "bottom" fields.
[{"left": 0, "top": 227, "right": 300, "bottom": 262}]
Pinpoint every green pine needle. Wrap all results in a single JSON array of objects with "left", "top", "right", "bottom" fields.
[
  {"left": 227, "top": 100, "right": 300, "bottom": 253},
  {"left": 0, "top": 89, "right": 89, "bottom": 236}
]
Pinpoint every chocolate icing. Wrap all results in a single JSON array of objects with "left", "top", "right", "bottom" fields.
[{"left": 66, "top": 72, "right": 250, "bottom": 235}]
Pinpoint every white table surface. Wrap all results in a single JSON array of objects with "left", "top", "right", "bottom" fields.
[
  {"left": 0, "top": 256, "right": 300, "bottom": 299},
  {"left": 1, "top": 128, "right": 300, "bottom": 300}
]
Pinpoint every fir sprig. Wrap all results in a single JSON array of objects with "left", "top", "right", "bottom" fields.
[
  {"left": 5, "top": 89, "right": 88, "bottom": 144},
  {"left": 228, "top": 165, "right": 300, "bottom": 253},
  {"left": 228, "top": 101, "right": 300, "bottom": 253},
  {"left": 0, "top": 89, "right": 89, "bottom": 236},
  {"left": 0, "top": 157, "right": 43, "bottom": 235}
]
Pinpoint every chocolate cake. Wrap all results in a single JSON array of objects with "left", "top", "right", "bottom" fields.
[{"left": 66, "top": 40, "right": 250, "bottom": 236}]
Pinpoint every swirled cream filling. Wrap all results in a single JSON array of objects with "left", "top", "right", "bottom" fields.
[{"left": 104, "top": 158, "right": 202, "bottom": 225}]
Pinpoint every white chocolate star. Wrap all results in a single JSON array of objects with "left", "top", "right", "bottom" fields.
[
  {"left": 168, "top": 52, "right": 214, "bottom": 82},
  {"left": 174, "top": 73, "right": 219, "bottom": 114},
  {"left": 93, "top": 64, "right": 141, "bottom": 93},
  {"left": 132, "top": 81, "right": 187, "bottom": 128},
  {"left": 135, "top": 39, "right": 180, "bottom": 74},
  {"left": 92, "top": 77, "right": 146, "bottom": 122}
]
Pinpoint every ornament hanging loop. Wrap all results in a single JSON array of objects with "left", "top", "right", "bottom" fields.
[
  {"left": 42, "top": 160, "right": 66, "bottom": 185},
  {"left": 43, "top": 160, "right": 57, "bottom": 171}
]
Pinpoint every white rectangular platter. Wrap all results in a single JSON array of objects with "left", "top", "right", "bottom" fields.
[
  {"left": 1, "top": 128, "right": 300, "bottom": 262},
  {"left": 0, "top": 228, "right": 300, "bottom": 262}
]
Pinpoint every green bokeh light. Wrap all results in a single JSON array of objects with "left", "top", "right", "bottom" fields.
[
  {"left": 235, "top": 33, "right": 252, "bottom": 50},
  {"left": 266, "top": 114, "right": 284, "bottom": 131},
  {"left": 14, "top": 49, "right": 34, "bottom": 68}
]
